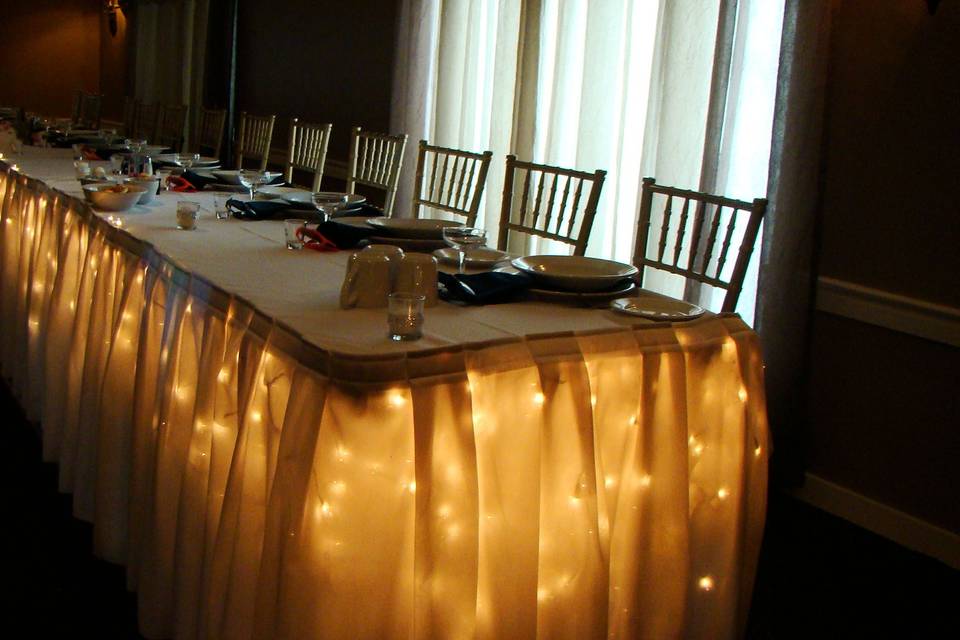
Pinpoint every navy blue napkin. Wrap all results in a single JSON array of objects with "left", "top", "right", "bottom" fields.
[
  {"left": 226, "top": 199, "right": 297, "bottom": 220},
  {"left": 438, "top": 271, "right": 533, "bottom": 305},
  {"left": 314, "top": 220, "right": 378, "bottom": 249}
]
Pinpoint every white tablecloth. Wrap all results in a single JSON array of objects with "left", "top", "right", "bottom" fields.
[{"left": 1, "top": 149, "right": 769, "bottom": 639}]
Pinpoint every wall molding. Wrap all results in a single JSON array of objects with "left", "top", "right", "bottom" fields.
[
  {"left": 792, "top": 473, "right": 960, "bottom": 570},
  {"left": 816, "top": 276, "right": 960, "bottom": 347}
]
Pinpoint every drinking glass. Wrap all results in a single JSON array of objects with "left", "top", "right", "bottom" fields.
[
  {"left": 109, "top": 154, "right": 126, "bottom": 184},
  {"left": 284, "top": 219, "right": 308, "bottom": 249},
  {"left": 125, "top": 138, "right": 147, "bottom": 153},
  {"left": 176, "top": 152, "right": 200, "bottom": 169},
  {"left": 238, "top": 170, "right": 268, "bottom": 200},
  {"left": 387, "top": 293, "right": 426, "bottom": 341},
  {"left": 312, "top": 192, "right": 349, "bottom": 222},
  {"left": 213, "top": 195, "right": 231, "bottom": 220},
  {"left": 176, "top": 201, "right": 200, "bottom": 230},
  {"left": 442, "top": 226, "right": 487, "bottom": 273}
]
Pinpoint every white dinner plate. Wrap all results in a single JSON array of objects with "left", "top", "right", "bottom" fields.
[
  {"left": 366, "top": 217, "right": 463, "bottom": 240},
  {"left": 609, "top": 296, "right": 705, "bottom": 320},
  {"left": 511, "top": 255, "right": 638, "bottom": 292},
  {"left": 154, "top": 153, "right": 220, "bottom": 167},
  {"left": 211, "top": 170, "right": 283, "bottom": 185},
  {"left": 433, "top": 246, "right": 509, "bottom": 268}
]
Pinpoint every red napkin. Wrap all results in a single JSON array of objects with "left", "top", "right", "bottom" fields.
[{"left": 166, "top": 175, "right": 198, "bottom": 192}]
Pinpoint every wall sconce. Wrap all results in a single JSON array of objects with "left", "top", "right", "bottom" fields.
[{"left": 104, "top": 0, "right": 129, "bottom": 37}]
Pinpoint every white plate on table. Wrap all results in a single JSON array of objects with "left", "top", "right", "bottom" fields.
[
  {"left": 153, "top": 154, "right": 220, "bottom": 167},
  {"left": 511, "top": 255, "right": 638, "bottom": 292},
  {"left": 210, "top": 169, "right": 283, "bottom": 185},
  {"left": 610, "top": 296, "right": 705, "bottom": 320},
  {"left": 366, "top": 217, "right": 462, "bottom": 240},
  {"left": 434, "top": 246, "right": 509, "bottom": 268}
]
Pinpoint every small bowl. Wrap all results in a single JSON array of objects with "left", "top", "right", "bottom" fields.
[
  {"left": 82, "top": 183, "right": 147, "bottom": 212},
  {"left": 124, "top": 176, "right": 161, "bottom": 204}
]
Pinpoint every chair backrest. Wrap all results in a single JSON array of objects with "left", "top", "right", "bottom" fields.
[
  {"left": 132, "top": 102, "right": 160, "bottom": 141},
  {"left": 235, "top": 112, "right": 276, "bottom": 170},
  {"left": 73, "top": 92, "right": 103, "bottom": 129},
  {"left": 410, "top": 140, "right": 493, "bottom": 226},
  {"left": 346, "top": 126, "right": 408, "bottom": 215},
  {"left": 194, "top": 106, "right": 227, "bottom": 159},
  {"left": 121, "top": 96, "right": 138, "bottom": 136},
  {"left": 633, "top": 177, "right": 767, "bottom": 312},
  {"left": 496, "top": 155, "right": 606, "bottom": 256},
  {"left": 157, "top": 104, "right": 188, "bottom": 152},
  {"left": 285, "top": 118, "right": 332, "bottom": 191}
]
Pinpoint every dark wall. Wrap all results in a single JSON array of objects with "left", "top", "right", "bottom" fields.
[
  {"left": 235, "top": 0, "right": 399, "bottom": 162},
  {"left": 806, "top": 0, "right": 960, "bottom": 533},
  {"left": 0, "top": 1, "right": 101, "bottom": 118}
]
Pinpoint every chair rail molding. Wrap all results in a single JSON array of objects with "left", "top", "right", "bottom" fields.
[
  {"left": 815, "top": 276, "right": 960, "bottom": 347},
  {"left": 793, "top": 473, "right": 960, "bottom": 570}
]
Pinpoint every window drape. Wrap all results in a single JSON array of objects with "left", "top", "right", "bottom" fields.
[
  {"left": 131, "top": 0, "right": 210, "bottom": 136},
  {"left": 391, "top": 0, "right": 783, "bottom": 324}
]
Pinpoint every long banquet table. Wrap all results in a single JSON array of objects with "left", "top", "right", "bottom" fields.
[{"left": 0, "top": 148, "right": 769, "bottom": 639}]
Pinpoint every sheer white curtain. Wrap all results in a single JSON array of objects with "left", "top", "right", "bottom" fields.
[
  {"left": 132, "top": 0, "right": 210, "bottom": 134},
  {"left": 393, "top": 0, "right": 783, "bottom": 322}
]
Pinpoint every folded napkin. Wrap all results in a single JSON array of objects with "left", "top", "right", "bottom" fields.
[
  {"left": 167, "top": 169, "right": 223, "bottom": 192},
  {"left": 226, "top": 198, "right": 297, "bottom": 219},
  {"left": 313, "top": 220, "right": 378, "bottom": 249},
  {"left": 438, "top": 271, "right": 533, "bottom": 305}
]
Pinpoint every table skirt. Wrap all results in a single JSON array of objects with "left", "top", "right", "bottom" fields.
[{"left": 0, "top": 164, "right": 769, "bottom": 639}]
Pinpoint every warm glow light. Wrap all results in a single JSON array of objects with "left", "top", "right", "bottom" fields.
[
  {"left": 406, "top": 480, "right": 417, "bottom": 494},
  {"left": 250, "top": 410, "right": 262, "bottom": 423},
  {"left": 639, "top": 474, "right": 652, "bottom": 488},
  {"left": 754, "top": 445, "right": 762, "bottom": 458},
  {"left": 717, "top": 487, "right": 730, "bottom": 500},
  {"left": 217, "top": 368, "right": 230, "bottom": 383},
  {"left": 532, "top": 392, "right": 545, "bottom": 405},
  {"left": 136, "top": 272, "right": 144, "bottom": 285},
  {"left": 388, "top": 391, "right": 406, "bottom": 408},
  {"left": 604, "top": 475, "right": 616, "bottom": 489},
  {"left": 335, "top": 445, "right": 350, "bottom": 462},
  {"left": 738, "top": 386, "right": 748, "bottom": 402},
  {"left": 699, "top": 576, "right": 715, "bottom": 592}
]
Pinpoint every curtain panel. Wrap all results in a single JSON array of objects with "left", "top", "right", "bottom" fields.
[{"left": 391, "top": 0, "right": 782, "bottom": 324}]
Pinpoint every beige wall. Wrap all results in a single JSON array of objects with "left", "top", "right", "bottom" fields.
[
  {"left": 807, "top": 1, "right": 960, "bottom": 533},
  {"left": 0, "top": 1, "right": 130, "bottom": 121}
]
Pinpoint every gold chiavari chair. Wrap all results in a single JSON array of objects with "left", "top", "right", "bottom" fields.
[
  {"left": 132, "top": 102, "right": 160, "bottom": 141},
  {"left": 285, "top": 118, "right": 332, "bottom": 191},
  {"left": 346, "top": 127, "right": 408, "bottom": 216},
  {"left": 72, "top": 91, "right": 103, "bottom": 129},
  {"left": 410, "top": 140, "right": 493, "bottom": 226},
  {"left": 633, "top": 177, "right": 767, "bottom": 312},
  {"left": 156, "top": 104, "right": 188, "bottom": 152},
  {"left": 235, "top": 112, "right": 276, "bottom": 170},
  {"left": 496, "top": 155, "right": 606, "bottom": 256},
  {"left": 192, "top": 107, "right": 227, "bottom": 160}
]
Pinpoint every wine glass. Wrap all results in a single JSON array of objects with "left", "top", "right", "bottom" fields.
[
  {"left": 238, "top": 169, "right": 269, "bottom": 200},
  {"left": 442, "top": 226, "right": 487, "bottom": 273},
  {"left": 176, "top": 152, "right": 200, "bottom": 170},
  {"left": 312, "top": 192, "right": 349, "bottom": 222},
  {"left": 125, "top": 138, "right": 147, "bottom": 153}
]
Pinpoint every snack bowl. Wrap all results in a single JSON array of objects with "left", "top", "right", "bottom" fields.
[
  {"left": 82, "top": 183, "right": 147, "bottom": 211},
  {"left": 124, "top": 175, "right": 162, "bottom": 204}
]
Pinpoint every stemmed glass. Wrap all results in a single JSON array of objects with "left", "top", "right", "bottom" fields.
[
  {"left": 442, "top": 226, "right": 487, "bottom": 273},
  {"left": 124, "top": 138, "right": 147, "bottom": 153},
  {"left": 176, "top": 152, "right": 200, "bottom": 169},
  {"left": 312, "top": 192, "right": 349, "bottom": 222},
  {"left": 238, "top": 169, "right": 270, "bottom": 200}
]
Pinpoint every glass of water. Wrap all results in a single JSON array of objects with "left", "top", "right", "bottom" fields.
[
  {"left": 442, "top": 226, "right": 487, "bottom": 273},
  {"left": 387, "top": 293, "right": 426, "bottom": 341}
]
